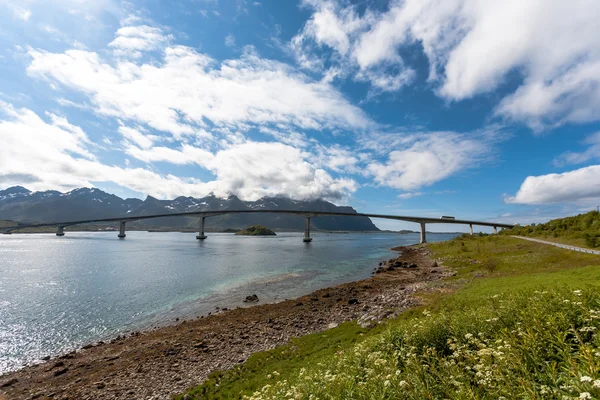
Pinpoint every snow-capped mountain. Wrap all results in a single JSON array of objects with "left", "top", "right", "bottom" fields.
[{"left": 0, "top": 187, "right": 379, "bottom": 231}]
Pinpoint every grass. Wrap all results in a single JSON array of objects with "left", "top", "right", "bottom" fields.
[
  {"left": 178, "top": 323, "right": 377, "bottom": 399},
  {"left": 176, "top": 235, "right": 600, "bottom": 399},
  {"left": 501, "top": 210, "right": 600, "bottom": 249}
]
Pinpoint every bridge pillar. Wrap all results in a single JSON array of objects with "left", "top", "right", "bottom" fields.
[
  {"left": 493, "top": 226, "right": 497, "bottom": 234},
  {"left": 56, "top": 226, "right": 65, "bottom": 237},
  {"left": 118, "top": 221, "right": 126, "bottom": 238},
  {"left": 303, "top": 217, "right": 312, "bottom": 242},
  {"left": 420, "top": 222, "right": 426, "bottom": 244},
  {"left": 469, "top": 224, "right": 473, "bottom": 236},
  {"left": 196, "top": 217, "right": 207, "bottom": 240}
]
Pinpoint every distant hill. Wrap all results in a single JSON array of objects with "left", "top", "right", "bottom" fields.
[
  {"left": 502, "top": 210, "right": 600, "bottom": 248},
  {"left": 0, "top": 186, "right": 379, "bottom": 232}
]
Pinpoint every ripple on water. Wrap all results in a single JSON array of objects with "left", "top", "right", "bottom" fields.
[{"left": 0, "top": 231, "right": 459, "bottom": 373}]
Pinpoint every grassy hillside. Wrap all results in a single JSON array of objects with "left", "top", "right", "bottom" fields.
[
  {"left": 502, "top": 210, "right": 600, "bottom": 248},
  {"left": 176, "top": 235, "right": 600, "bottom": 399}
]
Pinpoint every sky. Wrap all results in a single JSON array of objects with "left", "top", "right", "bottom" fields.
[{"left": 1, "top": 0, "right": 599, "bottom": 232}]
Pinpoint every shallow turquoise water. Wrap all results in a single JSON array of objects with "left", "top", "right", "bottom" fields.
[{"left": 0, "top": 231, "right": 457, "bottom": 373}]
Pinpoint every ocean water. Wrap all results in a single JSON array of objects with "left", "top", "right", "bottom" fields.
[{"left": 0, "top": 231, "right": 457, "bottom": 373}]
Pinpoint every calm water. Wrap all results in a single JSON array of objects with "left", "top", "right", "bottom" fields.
[{"left": 0, "top": 231, "right": 457, "bottom": 373}]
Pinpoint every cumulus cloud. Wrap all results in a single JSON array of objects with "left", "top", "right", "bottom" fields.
[
  {"left": 122, "top": 140, "right": 358, "bottom": 200},
  {"left": 9, "top": 19, "right": 507, "bottom": 201},
  {"left": 506, "top": 165, "right": 600, "bottom": 204},
  {"left": 295, "top": 0, "right": 600, "bottom": 127},
  {"left": 26, "top": 42, "right": 372, "bottom": 140},
  {"left": 0, "top": 101, "right": 357, "bottom": 201},
  {"left": 0, "top": 101, "right": 212, "bottom": 198},
  {"left": 365, "top": 131, "right": 493, "bottom": 190}
]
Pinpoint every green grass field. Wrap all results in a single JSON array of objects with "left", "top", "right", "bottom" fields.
[
  {"left": 501, "top": 210, "right": 600, "bottom": 249},
  {"left": 176, "top": 235, "right": 600, "bottom": 399}
]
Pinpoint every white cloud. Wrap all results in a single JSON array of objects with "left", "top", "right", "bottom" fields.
[
  {"left": 506, "top": 165, "right": 600, "bottom": 205},
  {"left": 225, "top": 34, "right": 236, "bottom": 48},
  {"left": 398, "top": 192, "right": 423, "bottom": 199},
  {"left": 553, "top": 131, "right": 600, "bottom": 167},
  {"left": 122, "top": 141, "right": 358, "bottom": 200},
  {"left": 292, "top": 0, "right": 414, "bottom": 92},
  {"left": 27, "top": 43, "right": 372, "bottom": 139},
  {"left": 118, "top": 125, "right": 154, "bottom": 149},
  {"left": 311, "top": 144, "right": 361, "bottom": 174},
  {"left": 0, "top": 101, "right": 357, "bottom": 201},
  {"left": 0, "top": 101, "right": 213, "bottom": 198},
  {"left": 13, "top": 7, "right": 31, "bottom": 21},
  {"left": 109, "top": 25, "right": 172, "bottom": 58},
  {"left": 365, "top": 131, "right": 493, "bottom": 190},
  {"left": 296, "top": 0, "right": 600, "bottom": 127}
]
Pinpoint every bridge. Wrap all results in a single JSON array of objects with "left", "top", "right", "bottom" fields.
[{"left": 1, "top": 210, "right": 514, "bottom": 244}]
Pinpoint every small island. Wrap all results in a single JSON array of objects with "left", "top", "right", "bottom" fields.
[{"left": 235, "top": 225, "right": 276, "bottom": 236}]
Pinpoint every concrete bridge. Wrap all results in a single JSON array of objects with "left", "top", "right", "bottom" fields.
[{"left": 1, "top": 210, "right": 514, "bottom": 244}]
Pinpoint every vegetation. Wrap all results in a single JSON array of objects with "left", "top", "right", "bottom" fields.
[
  {"left": 235, "top": 225, "right": 277, "bottom": 236},
  {"left": 176, "top": 235, "right": 600, "bottom": 399},
  {"left": 502, "top": 210, "right": 600, "bottom": 248}
]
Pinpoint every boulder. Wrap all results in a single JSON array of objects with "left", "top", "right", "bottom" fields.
[{"left": 243, "top": 294, "right": 259, "bottom": 303}]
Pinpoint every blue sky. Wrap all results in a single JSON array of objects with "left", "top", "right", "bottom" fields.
[{"left": 1, "top": 0, "right": 600, "bottom": 231}]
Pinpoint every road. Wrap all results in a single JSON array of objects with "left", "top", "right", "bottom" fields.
[{"left": 512, "top": 236, "right": 600, "bottom": 255}]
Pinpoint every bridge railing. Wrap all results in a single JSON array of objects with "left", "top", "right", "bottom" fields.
[{"left": 2, "top": 209, "right": 515, "bottom": 243}]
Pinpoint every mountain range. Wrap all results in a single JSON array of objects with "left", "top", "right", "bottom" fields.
[{"left": 0, "top": 186, "right": 379, "bottom": 231}]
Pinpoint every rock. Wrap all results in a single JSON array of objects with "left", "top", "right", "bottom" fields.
[
  {"left": 94, "top": 381, "right": 106, "bottom": 389},
  {"left": 81, "top": 344, "right": 94, "bottom": 350},
  {"left": 60, "top": 351, "right": 75, "bottom": 359},
  {"left": 327, "top": 322, "right": 338, "bottom": 329},
  {"left": 0, "top": 378, "right": 18, "bottom": 388},
  {"left": 164, "top": 348, "right": 179, "bottom": 356},
  {"left": 41, "top": 355, "right": 51, "bottom": 361},
  {"left": 53, "top": 367, "right": 68, "bottom": 377},
  {"left": 295, "top": 301, "right": 303, "bottom": 306},
  {"left": 408, "top": 263, "right": 418, "bottom": 268},
  {"left": 348, "top": 298, "right": 359, "bottom": 305},
  {"left": 244, "top": 294, "right": 259, "bottom": 303}
]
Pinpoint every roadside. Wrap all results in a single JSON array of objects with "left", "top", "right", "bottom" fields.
[{"left": 513, "top": 235, "right": 600, "bottom": 255}]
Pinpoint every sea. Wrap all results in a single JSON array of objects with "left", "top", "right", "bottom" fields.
[{"left": 0, "top": 231, "right": 458, "bottom": 373}]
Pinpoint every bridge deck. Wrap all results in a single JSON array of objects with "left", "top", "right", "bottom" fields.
[{"left": 2, "top": 209, "right": 514, "bottom": 232}]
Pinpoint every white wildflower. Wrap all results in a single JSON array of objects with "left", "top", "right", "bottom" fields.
[
  {"left": 579, "top": 392, "right": 592, "bottom": 400},
  {"left": 581, "top": 376, "right": 593, "bottom": 382},
  {"left": 593, "top": 380, "right": 600, "bottom": 389}
]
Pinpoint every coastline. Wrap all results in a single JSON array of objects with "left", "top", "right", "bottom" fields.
[{"left": 1, "top": 245, "right": 451, "bottom": 400}]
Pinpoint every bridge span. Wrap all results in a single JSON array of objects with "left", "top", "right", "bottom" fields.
[{"left": 1, "top": 210, "right": 515, "bottom": 244}]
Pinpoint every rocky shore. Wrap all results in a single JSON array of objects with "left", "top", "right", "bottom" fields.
[{"left": 0, "top": 245, "right": 451, "bottom": 400}]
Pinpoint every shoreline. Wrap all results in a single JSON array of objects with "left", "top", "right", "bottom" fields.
[{"left": 1, "top": 245, "right": 451, "bottom": 400}]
